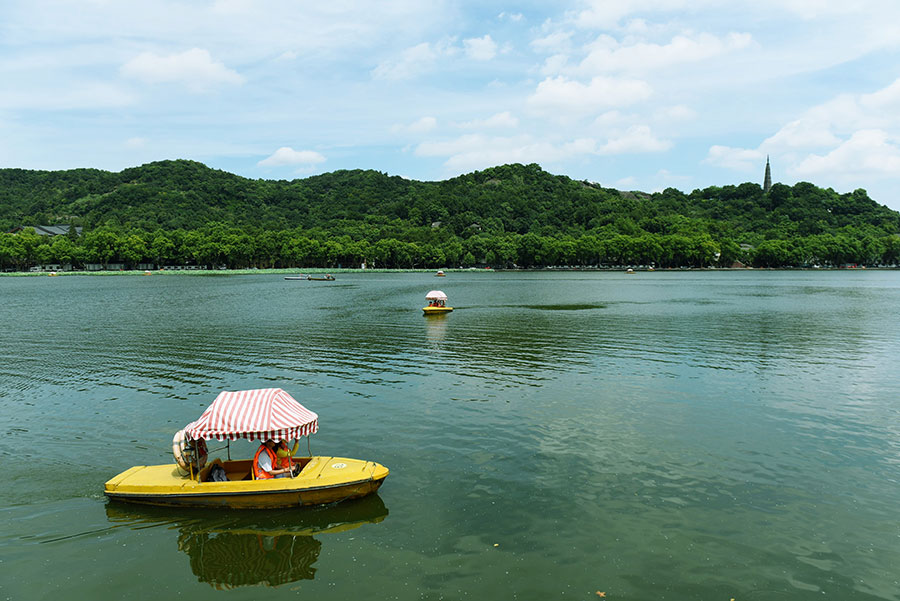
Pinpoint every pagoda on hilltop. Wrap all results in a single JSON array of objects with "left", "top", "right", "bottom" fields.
[{"left": 763, "top": 156, "right": 772, "bottom": 194}]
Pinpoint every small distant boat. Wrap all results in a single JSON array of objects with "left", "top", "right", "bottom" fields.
[
  {"left": 284, "top": 274, "right": 335, "bottom": 281},
  {"left": 423, "top": 290, "right": 453, "bottom": 314},
  {"left": 626, "top": 268, "right": 635, "bottom": 274},
  {"left": 435, "top": 270, "right": 446, "bottom": 277}
]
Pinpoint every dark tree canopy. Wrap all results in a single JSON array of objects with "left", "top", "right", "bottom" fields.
[{"left": 1, "top": 160, "right": 898, "bottom": 269}]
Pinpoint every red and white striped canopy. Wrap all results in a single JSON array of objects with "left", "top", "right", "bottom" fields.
[{"left": 183, "top": 388, "right": 318, "bottom": 442}]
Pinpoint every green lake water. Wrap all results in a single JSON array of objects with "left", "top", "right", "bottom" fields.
[{"left": 1, "top": 271, "right": 898, "bottom": 600}]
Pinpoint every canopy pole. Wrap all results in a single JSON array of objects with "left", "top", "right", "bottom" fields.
[
  {"left": 307, "top": 435, "right": 312, "bottom": 457},
  {"left": 227, "top": 440, "right": 231, "bottom": 461}
]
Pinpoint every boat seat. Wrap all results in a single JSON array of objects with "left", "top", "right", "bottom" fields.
[{"left": 198, "top": 458, "right": 224, "bottom": 482}]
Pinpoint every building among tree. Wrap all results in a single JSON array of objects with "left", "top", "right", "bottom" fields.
[
  {"left": 763, "top": 156, "right": 772, "bottom": 194},
  {"left": 7, "top": 225, "right": 82, "bottom": 236}
]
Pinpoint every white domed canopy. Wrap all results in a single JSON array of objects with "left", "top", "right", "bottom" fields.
[{"left": 425, "top": 290, "right": 447, "bottom": 301}]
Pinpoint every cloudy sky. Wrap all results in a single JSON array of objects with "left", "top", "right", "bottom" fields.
[{"left": 3, "top": 0, "right": 900, "bottom": 210}]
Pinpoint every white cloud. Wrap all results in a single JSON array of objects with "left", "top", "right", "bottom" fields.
[
  {"left": 792, "top": 129, "right": 900, "bottom": 177},
  {"left": 699, "top": 75, "right": 900, "bottom": 206},
  {"left": 598, "top": 125, "right": 671, "bottom": 154},
  {"left": 392, "top": 116, "right": 438, "bottom": 134},
  {"left": 373, "top": 35, "right": 504, "bottom": 79},
  {"left": 458, "top": 112, "right": 519, "bottom": 129},
  {"left": 527, "top": 75, "right": 653, "bottom": 117},
  {"left": 655, "top": 104, "right": 696, "bottom": 121},
  {"left": 576, "top": 32, "right": 753, "bottom": 75},
  {"left": 409, "top": 116, "right": 438, "bottom": 133},
  {"left": 653, "top": 168, "right": 692, "bottom": 186},
  {"left": 414, "top": 134, "right": 598, "bottom": 172},
  {"left": 774, "top": 0, "right": 883, "bottom": 19},
  {"left": 540, "top": 54, "right": 570, "bottom": 77},
  {"left": 211, "top": 0, "right": 254, "bottom": 14},
  {"left": 120, "top": 48, "right": 243, "bottom": 92},
  {"left": 372, "top": 42, "right": 439, "bottom": 80},
  {"left": 498, "top": 12, "right": 524, "bottom": 22},
  {"left": 531, "top": 31, "right": 572, "bottom": 54},
  {"left": 125, "top": 137, "right": 146, "bottom": 148},
  {"left": 761, "top": 77, "right": 900, "bottom": 154},
  {"left": 591, "top": 110, "right": 627, "bottom": 128},
  {"left": 570, "top": 0, "right": 871, "bottom": 29},
  {"left": 258, "top": 146, "right": 326, "bottom": 167},
  {"left": 464, "top": 35, "right": 498, "bottom": 61},
  {"left": 414, "top": 124, "right": 668, "bottom": 173},
  {"left": 574, "top": 0, "right": 694, "bottom": 29},
  {"left": 763, "top": 117, "right": 842, "bottom": 149},
  {"left": 704, "top": 145, "right": 765, "bottom": 171},
  {"left": 860, "top": 78, "right": 900, "bottom": 112}
]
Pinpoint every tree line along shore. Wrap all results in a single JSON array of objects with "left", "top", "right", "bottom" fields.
[{"left": 2, "top": 160, "right": 898, "bottom": 271}]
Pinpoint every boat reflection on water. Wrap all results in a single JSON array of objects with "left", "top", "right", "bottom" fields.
[
  {"left": 424, "top": 311, "right": 448, "bottom": 344},
  {"left": 179, "top": 525, "right": 321, "bottom": 588},
  {"left": 105, "top": 495, "right": 388, "bottom": 589}
]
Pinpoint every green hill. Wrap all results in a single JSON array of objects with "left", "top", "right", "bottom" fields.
[{"left": 1, "top": 160, "right": 898, "bottom": 269}]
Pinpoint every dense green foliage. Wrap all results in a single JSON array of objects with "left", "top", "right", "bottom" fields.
[{"left": 1, "top": 160, "right": 898, "bottom": 269}]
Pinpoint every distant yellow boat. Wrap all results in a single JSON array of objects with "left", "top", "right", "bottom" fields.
[
  {"left": 435, "top": 270, "right": 446, "bottom": 277},
  {"left": 423, "top": 290, "right": 452, "bottom": 314},
  {"left": 104, "top": 388, "right": 388, "bottom": 509},
  {"left": 423, "top": 306, "right": 453, "bottom": 314}
]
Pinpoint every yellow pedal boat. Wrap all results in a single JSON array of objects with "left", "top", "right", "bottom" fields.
[
  {"left": 104, "top": 388, "right": 389, "bottom": 509},
  {"left": 105, "top": 456, "right": 388, "bottom": 509},
  {"left": 423, "top": 289, "right": 452, "bottom": 314},
  {"left": 423, "top": 305, "right": 453, "bottom": 314}
]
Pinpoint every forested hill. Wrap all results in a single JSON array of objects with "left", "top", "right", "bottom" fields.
[
  {"left": 3, "top": 159, "right": 898, "bottom": 237},
  {"left": 1, "top": 159, "right": 899, "bottom": 269}
]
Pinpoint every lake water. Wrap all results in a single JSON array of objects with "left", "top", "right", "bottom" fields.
[{"left": 1, "top": 271, "right": 898, "bottom": 600}]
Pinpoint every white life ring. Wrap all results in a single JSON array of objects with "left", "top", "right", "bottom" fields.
[{"left": 172, "top": 429, "right": 208, "bottom": 472}]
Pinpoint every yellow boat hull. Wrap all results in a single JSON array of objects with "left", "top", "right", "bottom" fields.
[
  {"left": 423, "top": 306, "right": 453, "bottom": 314},
  {"left": 104, "top": 457, "right": 388, "bottom": 509}
]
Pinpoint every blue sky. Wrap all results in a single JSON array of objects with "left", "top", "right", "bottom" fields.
[{"left": 4, "top": 0, "right": 900, "bottom": 211}]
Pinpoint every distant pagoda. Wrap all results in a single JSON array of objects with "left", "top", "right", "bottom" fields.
[{"left": 763, "top": 156, "right": 772, "bottom": 194}]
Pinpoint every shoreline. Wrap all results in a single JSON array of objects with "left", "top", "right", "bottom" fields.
[{"left": 1, "top": 266, "right": 894, "bottom": 277}]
